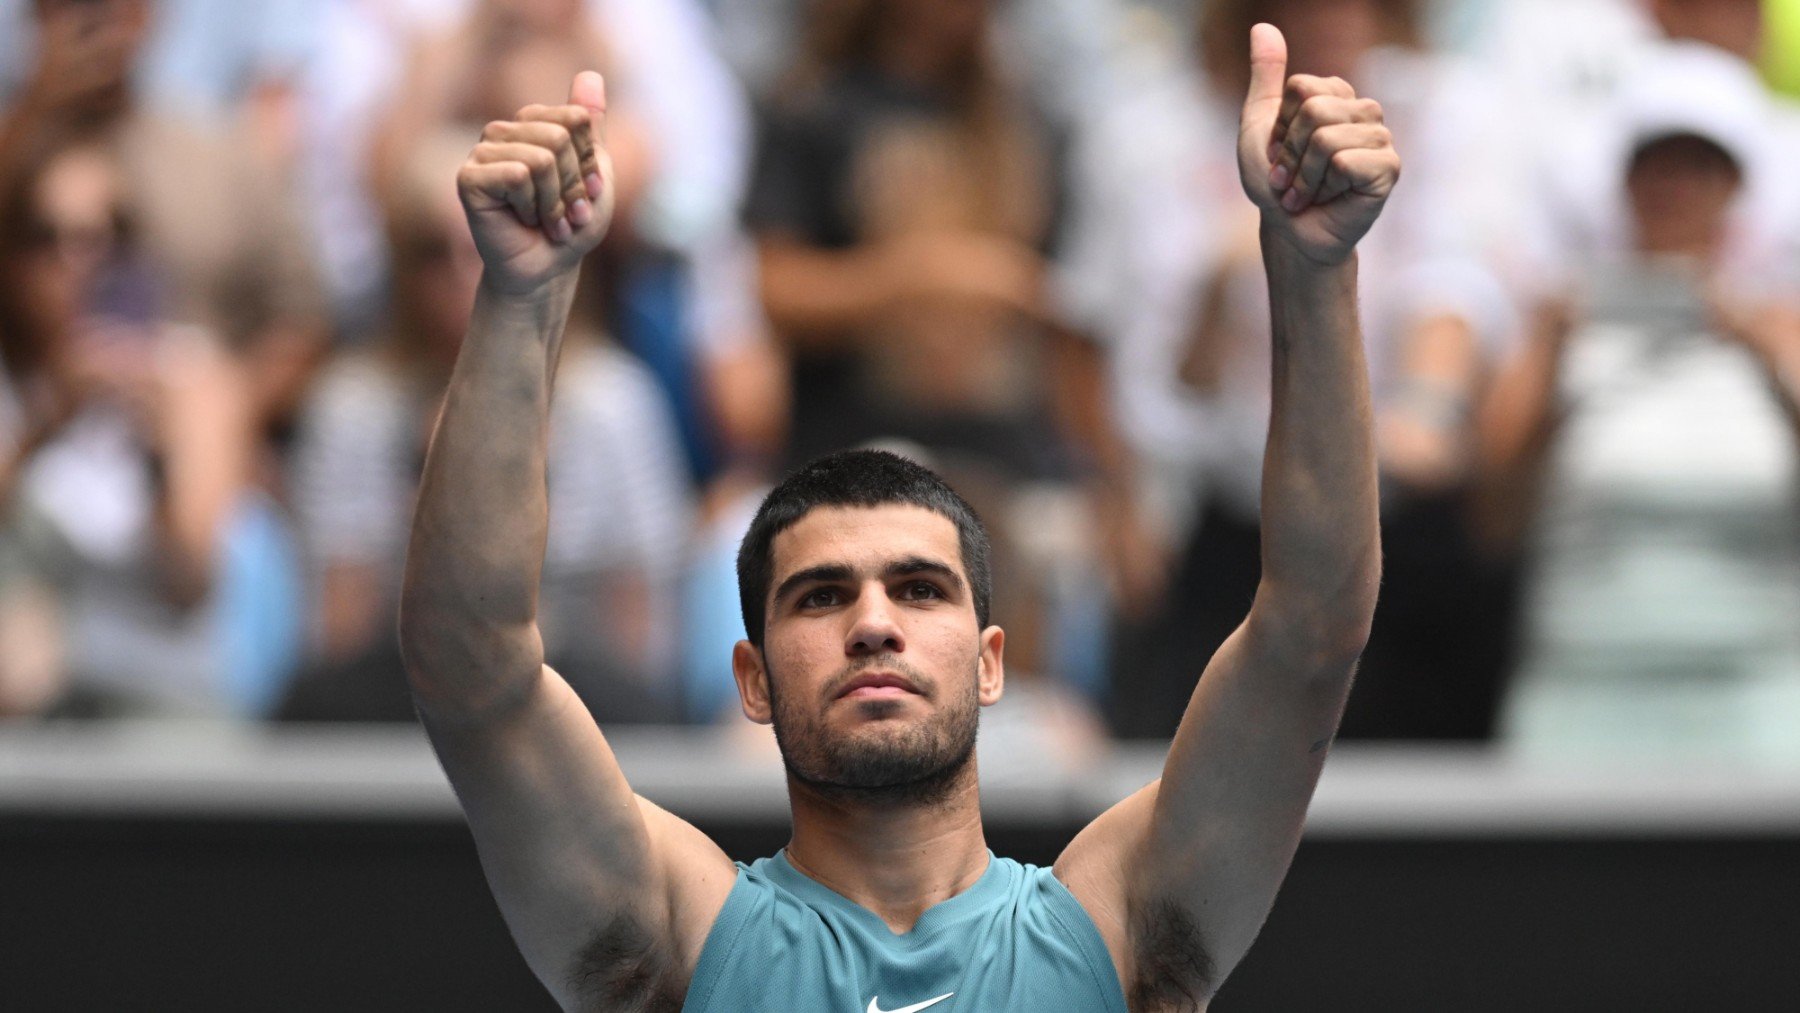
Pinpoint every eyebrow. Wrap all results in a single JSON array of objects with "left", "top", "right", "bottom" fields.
[
  {"left": 771, "top": 556, "right": 966, "bottom": 607},
  {"left": 887, "top": 556, "right": 965, "bottom": 593},
  {"left": 772, "top": 564, "right": 855, "bottom": 607}
]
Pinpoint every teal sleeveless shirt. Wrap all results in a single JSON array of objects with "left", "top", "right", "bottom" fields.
[{"left": 681, "top": 850, "right": 1128, "bottom": 1012}]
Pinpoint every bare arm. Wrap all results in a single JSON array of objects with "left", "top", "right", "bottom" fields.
[
  {"left": 397, "top": 74, "right": 732, "bottom": 1009},
  {"left": 1472, "top": 302, "right": 1570, "bottom": 551},
  {"left": 1713, "top": 296, "right": 1800, "bottom": 434},
  {"left": 1057, "top": 25, "right": 1394, "bottom": 1005},
  {"left": 151, "top": 330, "right": 255, "bottom": 608},
  {"left": 757, "top": 231, "right": 1047, "bottom": 350}
]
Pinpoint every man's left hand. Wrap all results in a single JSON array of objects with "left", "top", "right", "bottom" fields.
[{"left": 1237, "top": 23, "right": 1400, "bottom": 266}]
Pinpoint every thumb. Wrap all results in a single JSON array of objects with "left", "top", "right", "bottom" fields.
[
  {"left": 570, "top": 70, "right": 606, "bottom": 146},
  {"left": 1243, "top": 23, "right": 1287, "bottom": 118}
]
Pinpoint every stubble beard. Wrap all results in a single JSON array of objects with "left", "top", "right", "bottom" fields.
[{"left": 768, "top": 653, "right": 980, "bottom": 809}]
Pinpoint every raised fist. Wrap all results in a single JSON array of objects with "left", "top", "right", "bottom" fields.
[
  {"left": 457, "top": 71, "right": 615, "bottom": 295},
  {"left": 1237, "top": 24, "right": 1400, "bottom": 265}
]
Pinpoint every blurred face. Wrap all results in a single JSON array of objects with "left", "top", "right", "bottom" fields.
[
  {"left": 1626, "top": 134, "right": 1743, "bottom": 257},
  {"left": 34, "top": 0, "right": 153, "bottom": 114},
  {"left": 888, "top": 0, "right": 991, "bottom": 68},
  {"left": 395, "top": 191, "right": 483, "bottom": 361},
  {"left": 1652, "top": 0, "right": 1762, "bottom": 59},
  {"left": 483, "top": 0, "right": 583, "bottom": 34},
  {"left": 735, "top": 505, "right": 1004, "bottom": 802},
  {"left": 15, "top": 147, "right": 124, "bottom": 334},
  {"left": 1267, "top": 0, "right": 1383, "bottom": 81}
]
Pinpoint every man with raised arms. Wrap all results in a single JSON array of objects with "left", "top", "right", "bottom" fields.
[{"left": 400, "top": 23, "right": 1397, "bottom": 1011}]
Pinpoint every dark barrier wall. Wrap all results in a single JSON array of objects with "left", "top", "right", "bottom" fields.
[
  {"left": 5, "top": 816, "right": 1799, "bottom": 1010},
  {"left": 3, "top": 729, "right": 1799, "bottom": 1009}
]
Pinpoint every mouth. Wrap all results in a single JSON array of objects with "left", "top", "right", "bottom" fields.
[{"left": 835, "top": 671, "right": 922, "bottom": 701}]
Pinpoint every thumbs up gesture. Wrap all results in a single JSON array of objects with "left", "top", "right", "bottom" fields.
[
  {"left": 457, "top": 71, "right": 615, "bottom": 295},
  {"left": 1237, "top": 24, "right": 1399, "bottom": 266}
]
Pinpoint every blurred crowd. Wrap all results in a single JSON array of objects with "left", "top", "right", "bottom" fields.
[{"left": 1, "top": 0, "right": 1798, "bottom": 765}]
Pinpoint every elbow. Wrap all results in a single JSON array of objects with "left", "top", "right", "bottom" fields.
[
  {"left": 396, "top": 592, "right": 543, "bottom": 716},
  {"left": 1249, "top": 569, "right": 1379, "bottom": 676}
]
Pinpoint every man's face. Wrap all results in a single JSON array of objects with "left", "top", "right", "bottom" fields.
[{"left": 733, "top": 504, "right": 1004, "bottom": 799}]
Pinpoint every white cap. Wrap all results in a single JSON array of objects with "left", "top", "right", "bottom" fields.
[{"left": 1614, "top": 40, "right": 1768, "bottom": 176}]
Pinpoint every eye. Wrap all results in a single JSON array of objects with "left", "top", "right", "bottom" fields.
[
  {"left": 799, "top": 588, "right": 841, "bottom": 609},
  {"left": 899, "top": 581, "right": 944, "bottom": 602}
]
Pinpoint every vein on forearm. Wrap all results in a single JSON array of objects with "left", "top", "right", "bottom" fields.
[
  {"left": 402, "top": 279, "right": 574, "bottom": 694},
  {"left": 1254, "top": 232, "right": 1380, "bottom": 647}
]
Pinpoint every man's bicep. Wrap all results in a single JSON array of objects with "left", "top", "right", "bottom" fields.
[
  {"left": 1144, "top": 621, "right": 1356, "bottom": 980},
  {"left": 423, "top": 666, "right": 733, "bottom": 1000},
  {"left": 1063, "top": 620, "right": 1355, "bottom": 999}
]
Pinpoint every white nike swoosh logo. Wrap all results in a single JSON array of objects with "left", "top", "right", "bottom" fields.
[{"left": 867, "top": 992, "right": 954, "bottom": 1013}]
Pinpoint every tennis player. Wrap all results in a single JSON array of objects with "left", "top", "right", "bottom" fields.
[{"left": 400, "top": 23, "right": 1396, "bottom": 1011}]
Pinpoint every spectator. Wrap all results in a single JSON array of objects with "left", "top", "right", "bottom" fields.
[
  {"left": 1479, "top": 0, "right": 1800, "bottom": 300},
  {"left": 1480, "top": 42, "right": 1800, "bottom": 764},
  {"left": 0, "top": 0, "right": 330, "bottom": 443},
  {"left": 0, "top": 132, "right": 298, "bottom": 717},
  {"left": 282, "top": 131, "right": 693, "bottom": 723},
  {"left": 1072, "top": 0, "right": 1518, "bottom": 738},
  {"left": 744, "top": 0, "right": 1131, "bottom": 702},
  {"left": 367, "top": 0, "right": 654, "bottom": 216}
]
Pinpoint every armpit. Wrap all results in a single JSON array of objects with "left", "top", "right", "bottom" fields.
[
  {"left": 566, "top": 912, "right": 684, "bottom": 1012},
  {"left": 1127, "top": 896, "right": 1216, "bottom": 1012}
]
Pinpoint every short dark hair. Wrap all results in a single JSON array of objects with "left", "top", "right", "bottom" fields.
[
  {"left": 1627, "top": 132, "right": 1743, "bottom": 183},
  {"left": 736, "top": 449, "right": 992, "bottom": 647}
]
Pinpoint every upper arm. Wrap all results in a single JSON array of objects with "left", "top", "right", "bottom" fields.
[
  {"left": 421, "top": 665, "right": 736, "bottom": 1008},
  {"left": 1057, "top": 615, "right": 1357, "bottom": 1003}
]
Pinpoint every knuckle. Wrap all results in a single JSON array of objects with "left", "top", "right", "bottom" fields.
[
  {"left": 1321, "top": 123, "right": 1359, "bottom": 149},
  {"left": 519, "top": 103, "right": 548, "bottom": 119},
  {"left": 481, "top": 120, "right": 510, "bottom": 140}
]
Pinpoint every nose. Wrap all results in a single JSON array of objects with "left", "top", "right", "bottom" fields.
[{"left": 845, "top": 581, "right": 905, "bottom": 656}]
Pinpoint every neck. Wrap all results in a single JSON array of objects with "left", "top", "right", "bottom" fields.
[{"left": 783, "top": 759, "right": 990, "bottom": 934}]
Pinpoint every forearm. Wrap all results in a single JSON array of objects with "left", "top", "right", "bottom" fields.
[
  {"left": 400, "top": 275, "right": 576, "bottom": 713},
  {"left": 1476, "top": 306, "right": 1565, "bottom": 481},
  {"left": 757, "top": 238, "right": 892, "bottom": 346},
  {"left": 155, "top": 336, "right": 254, "bottom": 607},
  {"left": 1745, "top": 307, "right": 1800, "bottom": 435},
  {"left": 1251, "top": 225, "right": 1380, "bottom": 655},
  {"left": 1049, "top": 329, "right": 1132, "bottom": 487}
]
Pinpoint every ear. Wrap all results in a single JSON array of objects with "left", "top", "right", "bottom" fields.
[
  {"left": 977, "top": 625, "right": 1005, "bottom": 707},
  {"left": 732, "top": 639, "right": 773, "bottom": 724}
]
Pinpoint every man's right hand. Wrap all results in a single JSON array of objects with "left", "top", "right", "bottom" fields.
[{"left": 457, "top": 71, "right": 615, "bottom": 296}]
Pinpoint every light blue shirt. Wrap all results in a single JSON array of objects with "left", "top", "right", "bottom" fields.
[{"left": 682, "top": 850, "right": 1129, "bottom": 1012}]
